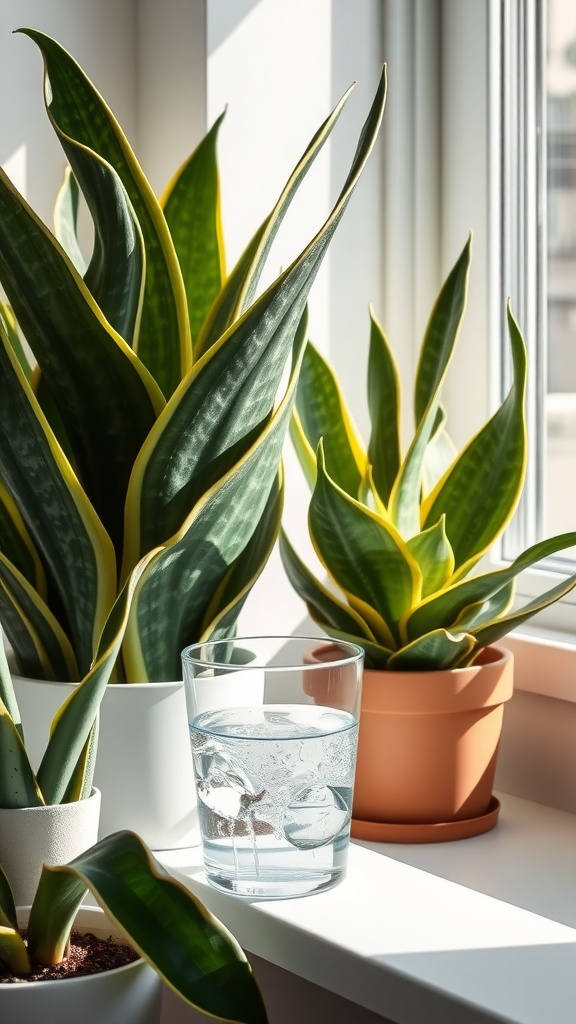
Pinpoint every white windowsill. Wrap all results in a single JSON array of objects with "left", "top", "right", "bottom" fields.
[
  {"left": 505, "top": 629, "right": 576, "bottom": 703},
  {"left": 159, "top": 791, "right": 576, "bottom": 1024}
]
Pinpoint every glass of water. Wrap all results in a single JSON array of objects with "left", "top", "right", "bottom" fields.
[{"left": 181, "top": 635, "right": 364, "bottom": 899}]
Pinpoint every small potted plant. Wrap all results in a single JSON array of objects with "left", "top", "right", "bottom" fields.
[
  {"left": 0, "top": 561, "right": 268, "bottom": 1023},
  {"left": 281, "top": 235, "right": 576, "bottom": 842},
  {"left": 0, "top": 551, "right": 158, "bottom": 904},
  {"left": 0, "top": 27, "right": 386, "bottom": 848},
  {"left": 0, "top": 830, "right": 268, "bottom": 1024}
]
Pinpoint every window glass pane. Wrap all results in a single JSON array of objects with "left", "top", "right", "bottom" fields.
[{"left": 546, "top": 0, "right": 576, "bottom": 554}]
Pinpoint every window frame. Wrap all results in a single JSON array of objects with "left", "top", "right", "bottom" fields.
[{"left": 439, "top": 0, "right": 576, "bottom": 681}]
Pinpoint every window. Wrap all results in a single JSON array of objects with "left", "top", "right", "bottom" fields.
[
  {"left": 497, "top": 0, "right": 576, "bottom": 648},
  {"left": 545, "top": 0, "right": 576, "bottom": 556}
]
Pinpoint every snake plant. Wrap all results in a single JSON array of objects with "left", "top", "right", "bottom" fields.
[
  {"left": 0, "top": 562, "right": 267, "bottom": 1020},
  {"left": 0, "top": 28, "right": 386, "bottom": 684},
  {"left": 0, "top": 830, "right": 268, "bottom": 1023},
  {"left": 281, "top": 236, "right": 576, "bottom": 670}
]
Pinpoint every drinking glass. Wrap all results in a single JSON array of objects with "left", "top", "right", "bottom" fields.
[{"left": 181, "top": 635, "right": 364, "bottom": 899}]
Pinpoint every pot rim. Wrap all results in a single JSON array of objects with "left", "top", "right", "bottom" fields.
[
  {"left": 360, "top": 644, "right": 514, "bottom": 714},
  {"left": 0, "top": 906, "right": 145, "bottom": 989}
]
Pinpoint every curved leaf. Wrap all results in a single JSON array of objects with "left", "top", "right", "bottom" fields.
[
  {"left": 452, "top": 580, "right": 515, "bottom": 632},
  {"left": 28, "top": 832, "right": 269, "bottom": 1022},
  {"left": 367, "top": 308, "right": 401, "bottom": 505},
  {"left": 309, "top": 442, "right": 419, "bottom": 648},
  {"left": 0, "top": 862, "right": 19, "bottom": 930},
  {"left": 406, "top": 516, "right": 455, "bottom": 600},
  {"left": 200, "top": 468, "right": 284, "bottom": 639},
  {"left": 54, "top": 139, "right": 145, "bottom": 346},
  {"left": 421, "top": 406, "right": 458, "bottom": 496},
  {"left": 37, "top": 550, "right": 159, "bottom": 804},
  {"left": 161, "top": 112, "right": 226, "bottom": 349},
  {"left": 422, "top": 303, "right": 528, "bottom": 572},
  {"left": 53, "top": 166, "right": 87, "bottom": 276},
  {"left": 414, "top": 234, "right": 472, "bottom": 425},
  {"left": 195, "top": 84, "right": 354, "bottom": 359},
  {"left": 289, "top": 408, "right": 318, "bottom": 490},
  {"left": 0, "top": 165, "right": 164, "bottom": 555},
  {"left": 122, "top": 327, "right": 309, "bottom": 681},
  {"left": 0, "top": 918, "right": 30, "bottom": 975},
  {"left": 469, "top": 570, "right": 576, "bottom": 650},
  {"left": 0, "top": 324, "right": 115, "bottom": 676},
  {"left": 0, "top": 697, "right": 43, "bottom": 808},
  {"left": 125, "top": 70, "right": 387, "bottom": 570},
  {"left": 405, "top": 531, "right": 576, "bottom": 642},
  {"left": 387, "top": 629, "right": 476, "bottom": 671},
  {"left": 0, "top": 303, "right": 32, "bottom": 379},
  {"left": 278, "top": 528, "right": 380, "bottom": 643},
  {"left": 0, "top": 484, "right": 47, "bottom": 597},
  {"left": 21, "top": 27, "right": 191, "bottom": 396},
  {"left": 388, "top": 238, "right": 472, "bottom": 538},
  {"left": 0, "top": 554, "right": 78, "bottom": 682},
  {"left": 294, "top": 341, "right": 366, "bottom": 497}
]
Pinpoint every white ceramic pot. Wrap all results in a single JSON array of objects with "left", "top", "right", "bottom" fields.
[
  {"left": 12, "top": 676, "right": 200, "bottom": 851},
  {"left": 1, "top": 906, "right": 162, "bottom": 1024},
  {"left": 0, "top": 788, "right": 101, "bottom": 906}
]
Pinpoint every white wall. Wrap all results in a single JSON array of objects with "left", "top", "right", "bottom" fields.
[{"left": 0, "top": 0, "right": 206, "bottom": 221}]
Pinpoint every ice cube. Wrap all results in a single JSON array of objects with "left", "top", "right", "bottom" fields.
[
  {"left": 194, "top": 746, "right": 265, "bottom": 821},
  {"left": 283, "top": 785, "right": 350, "bottom": 850}
]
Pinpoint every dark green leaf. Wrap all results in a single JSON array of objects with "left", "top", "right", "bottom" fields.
[
  {"left": 387, "top": 629, "right": 476, "bottom": 671},
  {"left": 53, "top": 166, "right": 87, "bottom": 276},
  {"left": 0, "top": 697, "right": 43, "bottom": 807},
  {"left": 295, "top": 342, "right": 366, "bottom": 497},
  {"left": 406, "top": 516, "right": 455, "bottom": 599},
  {"left": 0, "top": 303, "right": 32, "bottom": 379},
  {"left": 452, "top": 581, "right": 515, "bottom": 632},
  {"left": 422, "top": 303, "right": 528, "bottom": 572},
  {"left": 367, "top": 309, "right": 401, "bottom": 505},
  {"left": 21, "top": 28, "right": 191, "bottom": 396},
  {"left": 122, "top": 328, "right": 309, "bottom": 681},
  {"left": 309, "top": 442, "right": 418, "bottom": 648},
  {"left": 0, "top": 323, "right": 116, "bottom": 676},
  {"left": 0, "top": 554, "right": 78, "bottom": 681},
  {"left": 125, "top": 70, "right": 387, "bottom": 567},
  {"left": 0, "top": 484, "right": 46, "bottom": 595},
  {"left": 414, "top": 235, "right": 472, "bottom": 426},
  {"left": 195, "top": 84, "right": 354, "bottom": 359},
  {"left": 0, "top": 165, "right": 163, "bottom": 555},
  {"left": 57, "top": 145, "right": 144, "bottom": 345},
  {"left": 162, "top": 113, "right": 226, "bottom": 349},
  {"left": 470, "top": 570, "right": 576, "bottom": 650},
  {"left": 36, "top": 550, "right": 158, "bottom": 804},
  {"left": 29, "top": 832, "right": 269, "bottom": 1022},
  {"left": 278, "top": 528, "right": 381, "bottom": 643},
  {"left": 201, "top": 469, "right": 284, "bottom": 639},
  {"left": 405, "top": 531, "right": 576, "bottom": 642}
]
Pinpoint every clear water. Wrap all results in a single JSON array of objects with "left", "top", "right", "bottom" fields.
[{"left": 190, "top": 704, "right": 358, "bottom": 898}]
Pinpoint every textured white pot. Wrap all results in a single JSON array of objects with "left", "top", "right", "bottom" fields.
[
  {"left": 0, "top": 788, "right": 101, "bottom": 907},
  {"left": 13, "top": 676, "right": 200, "bottom": 851},
  {"left": 1, "top": 906, "right": 162, "bottom": 1024}
]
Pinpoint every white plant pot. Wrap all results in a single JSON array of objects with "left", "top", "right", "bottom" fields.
[
  {"left": 12, "top": 676, "right": 200, "bottom": 851},
  {"left": 0, "top": 788, "right": 101, "bottom": 907},
  {"left": 1, "top": 905, "right": 162, "bottom": 1024}
]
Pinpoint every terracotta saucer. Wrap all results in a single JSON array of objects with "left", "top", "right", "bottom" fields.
[{"left": 351, "top": 796, "right": 501, "bottom": 844}]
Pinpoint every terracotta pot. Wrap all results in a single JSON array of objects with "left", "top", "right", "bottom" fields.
[
  {"left": 12, "top": 676, "right": 199, "bottom": 851},
  {"left": 351, "top": 645, "right": 513, "bottom": 842},
  {"left": 1, "top": 906, "right": 162, "bottom": 1024},
  {"left": 0, "top": 788, "right": 101, "bottom": 906}
]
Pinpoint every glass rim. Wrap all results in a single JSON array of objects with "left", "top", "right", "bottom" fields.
[{"left": 181, "top": 634, "right": 365, "bottom": 672}]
